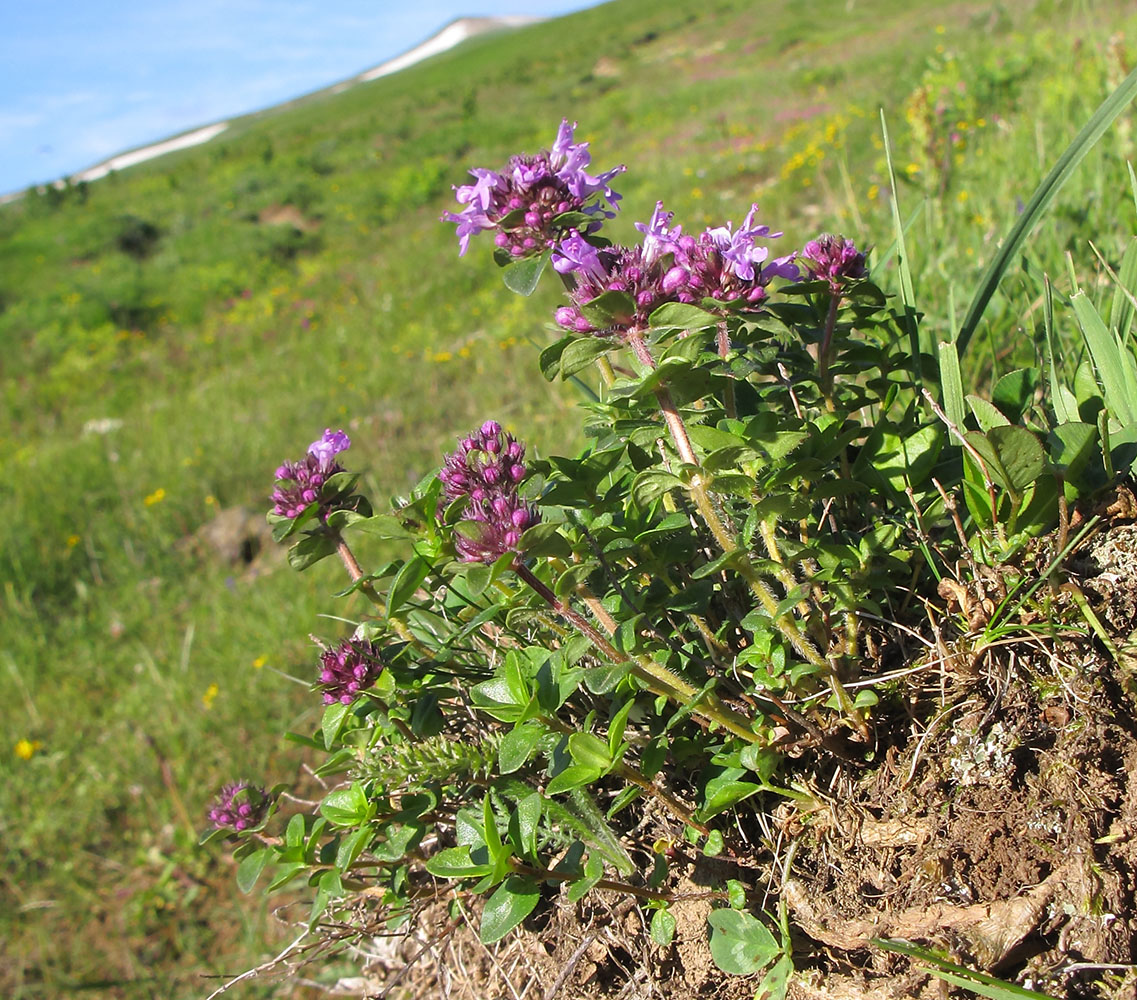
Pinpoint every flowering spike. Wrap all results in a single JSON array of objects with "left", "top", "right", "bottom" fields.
[
  {"left": 439, "top": 422, "right": 540, "bottom": 564},
  {"left": 317, "top": 638, "right": 385, "bottom": 705},
  {"left": 271, "top": 429, "right": 353, "bottom": 521},
  {"left": 208, "top": 781, "right": 270, "bottom": 832},
  {"left": 801, "top": 234, "right": 868, "bottom": 293},
  {"left": 443, "top": 121, "right": 625, "bottom": 258},
  {"left": 554, "top": 203, "right": 795, "bottom": 337}
]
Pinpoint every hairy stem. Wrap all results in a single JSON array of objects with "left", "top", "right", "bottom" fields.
[{"left": 513, "top": 560, "right": 758, "bottom": 743}]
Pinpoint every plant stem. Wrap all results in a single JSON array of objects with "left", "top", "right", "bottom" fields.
[
  {"left": 333, "top": 533, "right": 423, "bottom": 648},
  {"left": 511, "top": 862, "right": 674, "bottom": 902},
  {"left": 512, "top": 560, "right": 759, "bottom": 743},
  {"left": 717, "top": 321, "right": 737, "bottom": 419},
  {"left": 624, "top": 329, "right": 827, "bottom": 670}
]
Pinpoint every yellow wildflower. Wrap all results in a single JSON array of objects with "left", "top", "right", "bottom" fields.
[
  {"left": 144, "top": 488, "right": 166, "bottom": 506},
  {"left": 253, "top": 656, "right": 267, "bottom": 670},
  {"left": 66, "top": 534, "right": 81, "bottom": 548},
  {"left": 15, "top": 739, "right": 42, "bottom": 760},
  {"left": 202, "top": 683, "right": 219, "bottom": 709}
]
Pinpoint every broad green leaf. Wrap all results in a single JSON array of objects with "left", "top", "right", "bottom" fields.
[
  {"left": 650, "top": 907, "right": 677, "bottom": 946},
  {"left": 498, "top": 722, "right": 544, "bottom": 774},
  {"left": 335, "top": 825, "right": 374, "bottom": 871},
  {"left": 561, "top": 335, "right": 619, "bottom": 377},
  {"left": 515, "top": 793, "right": 542, "bottom": 860},
  {"left": 707, "top": 908, "right": 781, "bottom": 975},
  {"left": 545, "top": 763, "right": 602, "bottom": 796},
  {"left": 648, "top": 301, "right": 718, "bottom": 332},
  {"left": 321, "top": 701, "right": 351, "bottom": 750},
  {"left": 568, "top": 732, "right": 613, "bottom": 771},
  {"left": 966, "top": 395, "right": 1011, "bottom": 432},
  {"left": 581, "top": 289, "right": 636, "bottom": 329},
  {"left": 988, "top": 425, "right": 1046, "bottom": 492},
  {"left": 387, "top": 554, "right": 430, "bottom": 616},
  {"left": 236, "top": 849, "right": 270, "bottom": 894},
  {"left": 502, "top": 253, "right": 549, "bottom": 296},
  {"left": 992, "top": 368, "right": 1040, "bottom": 424},
  {"left": 480, "top": 877, "right": 541, "bottom": 943},
  {"left": 424, "top": 846, "right": 493, "bottom": 879},
  {"left": 1047, "top": 422, "right": 1097, "bottom": 479},
  {"left": 288, "top": 533, "right": 337, "bottom": 571},
  {"left": 631, "top": 469, "right": 683, "bottom": 507},
  {"left": 567, "top": 853, "right": 604, "bottom": 903},
  {"left": 757, "top": 954, "right": 793, "bottom": 1000}
]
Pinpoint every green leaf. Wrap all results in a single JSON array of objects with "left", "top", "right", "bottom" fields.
[
  {"left": 648, "top": 302, "right": 718, "bottom": 332},
  {"left": 502, "top": 253, "right": 549, "bottom": 296},
  {"left": 726, "top": 879, "right": 747, "bottom": 909},
  {"left": 387, "top": 554, "right": 431, "bottom": 616},
  {"left": 538, "top": 335, "right": 572, "bottom": 381},
  {"left": 560, "top": 336, "right": 618, "bottom": 377},
  {"left": 1048, "top": 422, "right": 1097, "bottom": 480},
  {"left": 425, "top": 846, "right": 494, "bottom": 879},
  {"left": 703, "top": 830, "right": 724, "bottom": 857},
  {"left": 650, "top": 907, "right": 677, "bottom": 946},
  {"left": 957, "top": 64, "right": 1137, "bottom": 356},
  {"left": 988, "top": 425, "right": 1046, "bottom": 492},
  {"left": 966, "top": 395, "right": 1010, "bottom": 432},
  {"left": 756, "top": 953, "right": 793, "bottom": 1000},
  {"left": 708, "top": 908, "right": 781, "bottom": 975},
  {"left": 236, "top": 848, "right": 270, "bottom": 893},
  {"left": 581, "top": 289, "right": 635, "bottom": 329},
  {"left": 568, "top": 732, "right": 613, "bottom": 772},
  {"left": 498, "top": 722, "right": 544, "bottom": 774},
  {"left": 567, "top": 854, "right": 604, "bottom": 903},
  {"left": 321, "top": 701, "right": 351, "bottom": 750},
  {"left": 335, "top": 825, "right": 374, "bottom": 871},
  {"left": 480, "top": 877, "right": 541, "bottom": 943},
  {"left": 348, "top": 513, "right": 413, "bottom": 540},
  {"left": 1071, "top": 289, "right": 1137, "bottom": 426},
  {"left": 285, "top": 813, "right": 306, "bottom": 847},
  {"left": 515, "top": 793, "right": 542, "bottom": 860},
  {"left": 631, "top": 469, "right": 683, "bottom": 507},
  {"left": 992, "top": 368, "right": 1040, "bottom": 424},
  {"left": 700, "top": 770, "right": 762, "bottom": 819},
  {"left": 288, "top": 533, "right": 338, "bottom": 571},
  {"left": 545, "top": 763, "right": 603, "bottom": 796},
  {"left": 320, "top": 786, "right": 368, "bottom": 828}
]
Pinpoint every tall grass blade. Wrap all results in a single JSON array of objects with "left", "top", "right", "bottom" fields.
[
  {"left": 957, "top": 65, "right": 1137, "bottom": 357},
  {"left": 879, "top": 111, "right": 923, "bottom": 393},
  {"left": 1070, "top": 289, "right": 1137, "bottom": 425},
  {"left": 1043, "top": 278, "right": 1078, "bottom": 425},
  {"left": 1108, "top": 237, "right": 1137, "bottom": 346}
]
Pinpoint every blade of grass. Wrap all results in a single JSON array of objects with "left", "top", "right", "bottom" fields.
[
  {"left": 956, "top": 65, "right": 1137, "bottom": 357},
  {"left": 873, "top": 939, "right": 1056, "bottom": 1000},
  {"left": 880, "top": 110, "right": 923, "bottom": 394}
]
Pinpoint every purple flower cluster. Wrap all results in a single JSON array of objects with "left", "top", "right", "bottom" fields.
[
  {"left": 271, "top": 429, "right": 351, "bottom": 519},
  {"left": 442, "top": 120, "right": 625, "bottom": 257},
  {"left": 208, "top": 781, "right": 270, "bottom": 832},
  {"left": 552, "top": 202, "right": 798, "bottom": 337},
  {"left": 438, "top": 420, "right": 540, "bottom": 564},
  {"left": 800, "top": 234, "right": 867, "bottom": 294},
  {"left": 318, "top": 638, "right": 384, "bottom": 705}
]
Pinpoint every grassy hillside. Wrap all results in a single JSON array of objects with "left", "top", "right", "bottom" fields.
[{"left": 1, "top": 0, "right": 1134, "bottom": 995}]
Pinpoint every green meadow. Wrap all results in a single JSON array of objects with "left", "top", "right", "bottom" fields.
[{"left": 1, "top": 0, "right": 1134, "bottom": 994}]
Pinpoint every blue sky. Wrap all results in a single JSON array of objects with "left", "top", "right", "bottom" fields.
[{"left": 0, "top": 1, "right": 605, "bottom": 196}]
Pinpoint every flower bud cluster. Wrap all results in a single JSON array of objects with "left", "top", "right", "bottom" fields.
[
  {"left": 271, "top": 428, "right": 351, "bottom": 519},
  {"left": 207, "top": 781, "right": 270, "bottom": 832},
  {"left": 439, "top": 420, "right": 540, "bottom": 564},
  {"left": 442, "top": 120, "right": 625, "bottom": 257},
  {"left": 318, "top": 638, "right": 384, "bottom": 705},
  {"left": 801, "top": 234, "right": 868, "bottom": 294},
  {"left": 552, "top": 202, "right": 797, "bottom": 337}
]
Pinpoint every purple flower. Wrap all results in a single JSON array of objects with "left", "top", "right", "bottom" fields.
[
  {"left": 800, "top": 234, "right": 867, "bottom": 294},
  {"left": 208, "top": 781, "right": 270, "bottom": 832},
  {"left": 553, "top": 203, "right": 795, "bottom": 337},
  {"left": 271, "top": 428, "right": 352, "bottom": 520},
  {"left": 551, "top": 230, "right": 608, "bottom": 284},
  {"left": 318, "top": 638, "right": 384, "bottom": 705},
  {"left": 442, "top": 120, "right": 625, "bottom": 258},
  {"left": 439, "top": 421, "right": 540, "bottom": 564}
]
